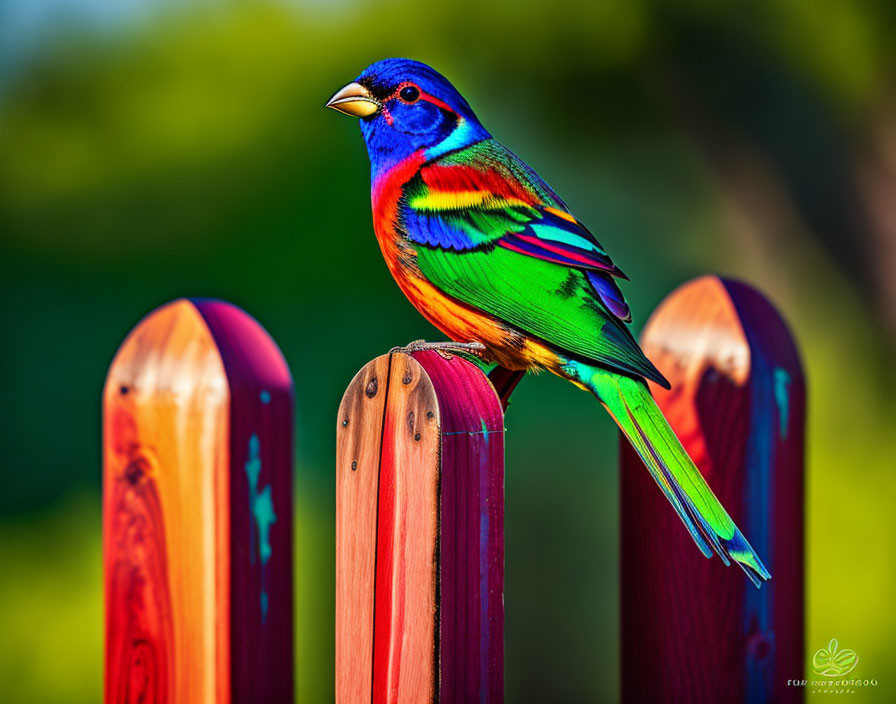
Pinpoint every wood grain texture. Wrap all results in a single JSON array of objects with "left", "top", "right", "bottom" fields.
[
  {"left": 104, "top": 298, "right": 293, "bottom": 704},
  {"left": 620, "top": 276, "right": 805, "bottom": 704},
  {"left": 335, "top": 351, "right": 505, "bottom": 704},
  {"left": 193, "top": 299, "right": 294, "bottom": 704},
  {"left": 373, "top": 353, "right": 442, "bottom": 703},
  {"left": 414, "top": 351, "right": 504, "bottom": 704},
  {"left": 336, "top": 356, "right": 391, "bottom": 704}
]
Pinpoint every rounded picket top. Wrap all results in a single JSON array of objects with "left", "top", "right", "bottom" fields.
[
  {"left": 336, "top": 349, "right": 504, "bottom": 704},
  {"left": 622, "top": 276, "right": 804, "bottom": 704},
  {"left": 103, "top": 298, "right": 294, "bottom": 704}
]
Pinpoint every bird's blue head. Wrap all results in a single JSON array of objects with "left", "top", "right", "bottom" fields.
[{"left": 327, "top": 58, "right": 490, "bottom": 178}]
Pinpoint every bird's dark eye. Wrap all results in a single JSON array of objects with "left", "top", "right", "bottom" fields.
[{"left": 399, "top": 85, "right": 420, "bottom": 103}]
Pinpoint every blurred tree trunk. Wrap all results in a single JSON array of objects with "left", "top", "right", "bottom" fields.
[{"left": 651, "top": 47, "right": 896, "bottom": 343}]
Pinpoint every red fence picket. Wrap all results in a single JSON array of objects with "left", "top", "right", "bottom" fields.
[
  {"left": 621, "top": 276, "right": 805, "bottom": 704},
  {"left": 103, "top": 298, "right": 294, "bottom": 704},
  {"left": 335, "top": 350, "right": 504, "bottom": 704}
]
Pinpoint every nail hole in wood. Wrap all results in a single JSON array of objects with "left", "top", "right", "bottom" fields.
[{"left": 124, "top": 458, "right": 148, "bottom": 486}]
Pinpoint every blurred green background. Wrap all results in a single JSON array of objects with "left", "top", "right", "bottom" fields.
[{"left": 1, "top": 0, "right": 895, "bottom": 701}]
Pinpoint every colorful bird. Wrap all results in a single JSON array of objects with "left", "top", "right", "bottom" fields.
[{"left": 327, "top": 58, "right": 770, "bottom": 586}]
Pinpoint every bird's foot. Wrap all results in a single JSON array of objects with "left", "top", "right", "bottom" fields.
[{"left": 390, "top": 339, "right": 486, "bottom": 361}]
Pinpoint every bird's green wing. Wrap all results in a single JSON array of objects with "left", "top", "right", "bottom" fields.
[
  {"left": 414, "top": 243, "right": 667, "bottom": 385},
  {"left": 404, "top": 140, "right": 668, "bottom": 385}
]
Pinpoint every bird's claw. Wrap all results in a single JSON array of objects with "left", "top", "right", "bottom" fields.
[{"left": 390, "top": 339, "right": 486, "bottom": 360}]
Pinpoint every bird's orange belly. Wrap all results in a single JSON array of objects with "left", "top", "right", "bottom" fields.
[
  {"left": 401, "top": 270, "right": 505, "bottom": 347},
  {"left": 376, "top": 230, "right": 560, "bottom": 371}
]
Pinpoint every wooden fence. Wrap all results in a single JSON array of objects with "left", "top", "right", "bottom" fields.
[
  {"left": 621, "top": 276, "right": 805, "bottom": 704},
  {"left": 104, "top": 276, "right": 803, "bottom": 703},
  {"left": 335, "top": 350, "right": 504, "bottom": 704},
  {"left": 103, "top": 299, "right": 294, "bottom": 703}
]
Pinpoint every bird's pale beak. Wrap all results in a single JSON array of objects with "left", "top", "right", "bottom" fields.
[{"left": 326, "top": 82, "right": 381, "bottom": 117}]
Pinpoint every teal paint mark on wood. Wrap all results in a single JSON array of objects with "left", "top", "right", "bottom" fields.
[
  {"left": 260, "top": 389, "right": 271, "bottom": 404},
  {"left": 245, "top": 431, "right": 277, "bottom": 621},
  {"left": 254, "top": 485, "right": 277, "bottom": 564},
  {"left": 245, "top": 433, "right": 262, "bottom": 566},
  {"left": 773, "top": 368, "right": 791, "bottom": 439}
]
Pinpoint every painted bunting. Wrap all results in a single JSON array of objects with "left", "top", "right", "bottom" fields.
[{"left": 328, "top": 58, "right": 769, "bottom": 586}]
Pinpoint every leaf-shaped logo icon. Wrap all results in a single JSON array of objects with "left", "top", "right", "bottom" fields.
[{"left": 813, "top": 638, "right": 858, "bottom": 677}]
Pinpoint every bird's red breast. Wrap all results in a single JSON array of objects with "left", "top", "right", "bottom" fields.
[{"left": 370, "top": 152, "right": 549, "bottom": 370}]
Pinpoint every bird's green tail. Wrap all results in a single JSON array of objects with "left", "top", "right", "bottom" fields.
[{"left": 563, "top": 360, "right": 771, "bottom": 587}]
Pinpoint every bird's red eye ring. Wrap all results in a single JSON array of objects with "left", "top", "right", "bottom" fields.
[{"left": 398, "top": 85, "right": 420, "bottom": 103}]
